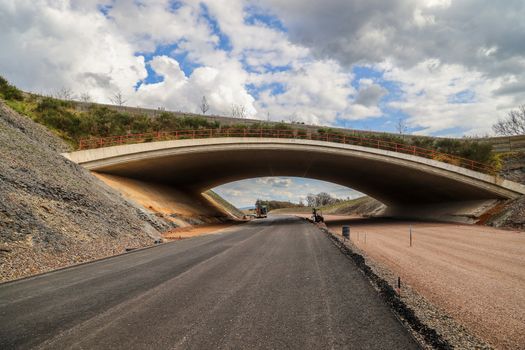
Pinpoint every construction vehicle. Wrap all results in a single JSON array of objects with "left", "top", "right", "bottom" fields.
[{"left": 256, "top": 203, "right": 268, "bottom": 218}]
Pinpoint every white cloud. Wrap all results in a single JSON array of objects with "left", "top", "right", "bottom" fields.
[
  {"left": 134, "top": 55, "right": 256, "bottom": 114},
  {"left": 1, "top": 0, "right": 524, "bottom": 135},
  {"left": 0, "top": 0, "right": 146, "bottom": 102},
  {"left": 256, "top": 177, "right": 292, "bottom": 187},
  {"left": 251, "top": 60, "right": 364, "bottom": 124},
  {"left": 380, "top": 59, "right": 516, "bottom": 135},
  {"left": 214, "top": 177, "right": 363, "bottom": 207}
]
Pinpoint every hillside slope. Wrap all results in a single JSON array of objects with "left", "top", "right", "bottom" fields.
[
  {"left": 271, "top": 196, "right": 385, "bottom": 217},
  {"left": 202, "top": 190, "right": 245, "bottom": 219},
  {"left": 0, "top": 101, "right": 171, "bottom": 282}
]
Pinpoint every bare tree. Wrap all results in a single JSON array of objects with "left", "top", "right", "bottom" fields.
[
  {"left": 231, "top": 104, "right": 246, "bottom": 119},
  {"left": 305, "top": 192, "right": 341, "bottom": 207},
  {"left": 54, "top": 87, "right": 74, "bottom": 100},
  {"left": 287, "top": 113, "right": 298, "bottom": 124},
  {"left": 396, "top": 118, "right": 408, "bottom": 134},
  {"left": 493, "top": 105, "right": 525, "bottom": 136},
  {"left": 110, "top": 91, "right": 127, "bottom": 106},
  {"left": 316, "top": 192, "right": 335, "bottom": 206},
  {"left": 200, "top": 96, "right": 210, "bottom": 114},
  {"left": 306, "top": 193, "right": 316, "bottom": 207},
  {"left": 79, "top": 92, "right": 92, "bottom": 103}
]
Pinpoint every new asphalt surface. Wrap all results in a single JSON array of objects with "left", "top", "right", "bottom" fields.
[{"left": 0, "top": 216, "right": 418, "bottom": 349}]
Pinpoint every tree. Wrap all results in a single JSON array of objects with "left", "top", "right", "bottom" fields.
[
  {"left": 54, "top": 87, "right": 73, "bottom": 100},
  {"left": 305, "top": 192, "right": 341, "bottom": 207},
  {"left": 110, "top": 91, "right": 127, "bottom": 106},
  {"left": 231, "top": 104, "right": 246, "bottom": 118},
  {"left": 493, "top": 105, "right": 525, "bottom": 136},
  {"left": 396, "top": 118, "right": 408, "bottom": 134},
  {"left": 287, "top": 113, "right": 298, "bottom": 124},
  {"left": 306, "top": 193, "right": 316, "bottom": 207},
  {"left": 316, "top": 192, "right": 334, "bottom": 206},
  {"left": 79, "top": 92, "right": 92, "bottom": 103},
  {"left": 200, "top": 96, "right": 210, "bottom": 114}
]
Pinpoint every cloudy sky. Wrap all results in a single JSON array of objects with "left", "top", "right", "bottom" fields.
[
  {"left": 1, "top": 0, "right": 524, "bottom": 206},
  {"left": 214, "top": 177, "right": 363, "bottom": 208}
]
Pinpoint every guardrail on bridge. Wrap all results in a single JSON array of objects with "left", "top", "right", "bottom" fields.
[{"left": 78, "top": 128, "right": 495, "bottom": 174}]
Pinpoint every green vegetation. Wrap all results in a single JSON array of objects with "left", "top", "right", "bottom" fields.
[
  {"left": 270, "top": 196, "right": 360, "bottom": 214},
  {"left": 254, "top": 199, "right": 304, "bottom": 212},
  {"left": 0, "top": 76, "right": 24, "bottom": 101},
  {"left": 270, "top": 196, "right": 384, "bottom": 216},
  {"left": 0, "top": 75, "right": 499, "bottom": 168}
]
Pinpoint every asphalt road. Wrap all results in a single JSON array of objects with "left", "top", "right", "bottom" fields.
[{"left": 0, "top": 216, "right": 418, "bottom": 349}]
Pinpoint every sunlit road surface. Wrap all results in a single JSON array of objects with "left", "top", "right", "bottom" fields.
[{"left": 0, "top": 216, "right": 417, "bottom": 349}]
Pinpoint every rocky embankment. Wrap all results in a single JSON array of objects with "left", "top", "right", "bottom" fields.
[
  {"left": 0, "top": 101, "right": 173, "bottom": 282},
  {"left": 484, "top": 153, "right": 525, "bottom": 230}
]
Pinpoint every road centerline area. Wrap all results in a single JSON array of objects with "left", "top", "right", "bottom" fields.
[{"left": 0, "top": 216, "right": 418, "bottom": 349}]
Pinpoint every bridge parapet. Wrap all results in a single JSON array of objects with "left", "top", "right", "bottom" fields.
[{"left": 79, "top": 128, "right": 495, "bottom": 174}]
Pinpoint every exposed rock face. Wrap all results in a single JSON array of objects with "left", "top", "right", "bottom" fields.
[
  {"left": 0, "top": 101, "right": 170, "bottom": 282},
  {"left": 485, "top": 153, "right": 525, "bottom": 230},
  {"left": 485, "top": 196, "right": 525, "bottom": 230},
  {"left": 499, "top": 152, "right": 525, "bottom": 185}
]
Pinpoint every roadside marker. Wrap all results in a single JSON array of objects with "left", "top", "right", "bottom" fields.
[{"left": 409, "top": 225, "right": 412, "bottom": 247}]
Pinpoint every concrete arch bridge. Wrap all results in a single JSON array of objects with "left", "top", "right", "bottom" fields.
[{"left": 64, "top": 130, "right": 525, "bottom": 222}]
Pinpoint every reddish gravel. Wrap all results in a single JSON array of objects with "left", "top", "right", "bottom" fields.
[{"left": 325, "top": 217, "right": 525, "bottom": 350}]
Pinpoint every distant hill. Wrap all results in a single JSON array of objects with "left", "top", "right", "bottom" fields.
[{"left": 270, "top": 196, "right": 385, "bottom": 217}]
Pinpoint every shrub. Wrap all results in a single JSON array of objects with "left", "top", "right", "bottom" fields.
[
  {"left": 488, "top": 153, "right": 504, "bottom": 172},
  {"left": 0, "top": 75, "right": 24, "bottom": 101},
  {"left": 36, "top": 97, "right": 72, "bottom": 112},
  {"left": 296, "top": 129, "right": 308, "bottom": 139},
  {"left": 458, "top": 140, "right": 493, "bottom": 163},
  {"left": 38, "top": 109, "right": 81, "bottom": 136},
  {"left": 432, "top": 153, "right": 461, "bottom": 166}
]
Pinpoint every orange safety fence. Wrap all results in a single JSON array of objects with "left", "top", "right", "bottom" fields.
[{"left": 78, "top": 128, "right": 494, "bottom": 174}]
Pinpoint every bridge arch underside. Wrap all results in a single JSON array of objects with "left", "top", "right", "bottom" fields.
[{"left": 70, "top": 139, "right": 525, "bottom": 221}]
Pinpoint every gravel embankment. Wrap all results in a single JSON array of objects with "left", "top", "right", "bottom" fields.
[{"left": 0, "top": 101, "right": 172, "bottom": 282}]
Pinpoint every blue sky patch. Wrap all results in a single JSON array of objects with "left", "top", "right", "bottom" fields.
[
  {"left": 448, "top": 89, "right": 475, "bottom": 104},
  {"left": 351, "top": 65, "right": 384, "bottom": 88},
  {"left": 135, "top": 43, "right": 203, "bottom": 86},
  {"left": 168, "top": 0, "right": 183, "bottom": 12},
  {"left": 199, "top": 3, "right": 232, "bottom": 52},
  {"left": 244, "top": 6, "right": 287, "bottom": 32},
  {"left": 97, "top": 4, "right": 113, "bottom": 17}
]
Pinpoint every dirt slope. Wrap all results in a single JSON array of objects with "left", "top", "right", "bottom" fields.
[
  {"left": 0, "top": 101, "right": 170, "bottom": 282},
  {"left": 202, "top": 190, "right": 245, "bottom": 219}
]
